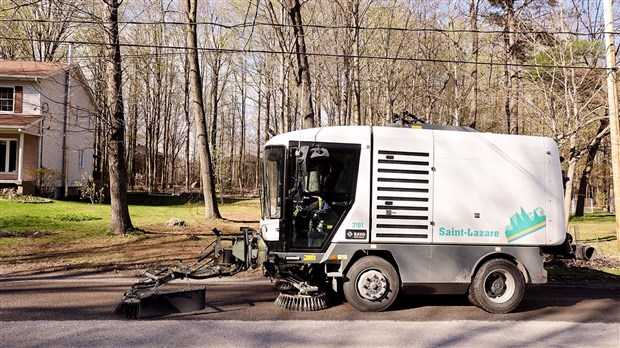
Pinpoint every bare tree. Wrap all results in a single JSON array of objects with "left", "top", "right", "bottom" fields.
[
  {"left": 184, "top": 0, "right": 220, "bottom": 218},
  {"left": 7, "top": 0, "right": 617, "bottom": 209},
  {"left": 524, "top": 26, "right": 607, "bottom": 222},
  {"left": 350, "top": 0, "right": 362, "bottom": 125},
  {"left": 264, "top": 0, "right": 292, "bottom": 133},
  {"left": 488, "top": 0, "right": 522, "bottom": 134},
  {"left": 575, "top": 119, "right": 610, "bottom": 216},
  {"left": 103, "top": 0, "right": 133, "bottom": 234},
  {"left": 283, "top": 0, "right": 315, "bottom": 129},
  {"left": 1, "top": 0, "right": 81, "bottom": 61},
  {"left": 183, "top": 53, "right": 192, "bottom": 191},
  {"left": 469, "top": 0, "right": 480, "bottom": 128}
]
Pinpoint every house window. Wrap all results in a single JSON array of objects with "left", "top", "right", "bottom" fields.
[
  {"left": 0, "top": 87, "right": 14, "bottom": 112},
  {"left": 78, "top": 150, "right": 84, "bottom": 168},
  {"left": 0, "top": 139, "right": 17, "bottom": 173}
]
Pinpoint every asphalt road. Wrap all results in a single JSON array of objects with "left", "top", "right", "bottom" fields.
[{"left": 0, "top": 276, "right": 618, "bottom": 347}]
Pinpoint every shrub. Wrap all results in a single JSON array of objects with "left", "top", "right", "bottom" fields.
[
  {"left": 75, "top": 172, "right": 105, "bottom": 204},
  {"left": 56, "top": 213, "right": 101, "bottom": 222},
  {"left": 26, "top": 167, "right": 61, "bottom": 198},
  {"left": 0, "top": 188, "right": 18, "bottom": 200}
]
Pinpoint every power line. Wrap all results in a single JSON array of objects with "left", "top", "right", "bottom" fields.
[
  {"left": 1, "top": 18, "right": 618, "bottom": 37},
  {"left": 2, "top": 36, "right": 613, "bottom": 71},
  {"left": 6, "top": 36, "right": 617, "bottom": 71}
]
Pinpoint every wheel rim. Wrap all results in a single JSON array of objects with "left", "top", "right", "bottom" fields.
[
  {"left": 356, "top": 269, "right": 388, "bottom": 301},
  {"left": 483, "top": 268, "right": 515, "bottom": 304}
]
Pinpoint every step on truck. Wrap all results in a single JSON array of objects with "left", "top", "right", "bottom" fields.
[{"left": 260, "top": 125, "right": 566, "bottom": 314}]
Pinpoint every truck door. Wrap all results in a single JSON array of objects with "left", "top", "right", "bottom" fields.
[
  {"left": 287, "top": 141, "right": 361, "bottom": 251},
  {"left": 371, "top": 127, "right": 434, "bottom": 243}
]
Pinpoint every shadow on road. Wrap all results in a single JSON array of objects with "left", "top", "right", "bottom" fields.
[{"left": 1, "top": 275, "right": 618, "bottom": 323}]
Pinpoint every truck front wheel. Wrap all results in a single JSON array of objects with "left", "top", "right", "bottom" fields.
[
  {"left": 344, "top": 256, "right": 400, "bottom": 312},
  {"left": 469, "top": 259, "right": 525, "bottom": 314}
]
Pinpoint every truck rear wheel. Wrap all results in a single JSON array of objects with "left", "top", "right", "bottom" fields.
[
  {"left": 344, "top": 256, "right": 400, "bottom": 312},
  {"left": 469, "top": 259, "right": 525, "bottom": 314}
]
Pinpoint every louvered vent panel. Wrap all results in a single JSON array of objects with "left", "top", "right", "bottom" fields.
[{"left": 372, "top": 149, "right": 433, "bottom": 243}]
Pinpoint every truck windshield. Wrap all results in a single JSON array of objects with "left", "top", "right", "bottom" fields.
[{"left": 263, "top": 146, "right": 284, "bottom": 219}]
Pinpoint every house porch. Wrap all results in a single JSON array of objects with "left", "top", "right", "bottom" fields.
[{"left": 0, "top": 131, "right": 40, "bottom": 195}]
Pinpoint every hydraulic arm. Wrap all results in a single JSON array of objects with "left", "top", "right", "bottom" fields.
[{"left": 115, "top": 227, "right": 265, "bottom": 318}]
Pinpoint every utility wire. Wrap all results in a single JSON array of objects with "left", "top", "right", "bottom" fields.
[
  {"left": 2, "top": 36, "right": 614, "bottom": 71},
  {"left": 1, "top": 18, "right": 618, "bottom": 37}
]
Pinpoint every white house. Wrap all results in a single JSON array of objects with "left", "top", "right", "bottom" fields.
[{"left": 0, "top": 60, "right": 95, "bottom": 196}]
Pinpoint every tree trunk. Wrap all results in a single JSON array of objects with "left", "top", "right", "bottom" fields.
[
  {"left": 469, "top": 0, "right": 479, "bottom": 129},
  {"left": 184, "top": 0, "right": 221, "bottom": 219},
  {"left": 575, "top": 119, "right": 610, "bottom": 216},
  {"left": 279, "top": 51, "right": 287, "bottom": 134},
  {"left": 161, "top": 71, "right": 174, "bottom": 190},
  {"left": 229, "top": 109, "right": 236, "bottom": 193},
  {"left": 183, "top": 54, "right": 192, "bottom": 191},
  {"left": 283, "top": 0, "right": 315, "bottom": 129},
  {"left": 343, "top": 56, "right": 351, "bottom": 125},
  {"left": 239, "top": 68, "right": 247, "bottom": 195},
  {"left": 351, "top": 0, "right": 362, "bottom": 125},
  {"left": 453, "top": 64, "right": 460, "bottom": 126},
  {"left": 126, "top": 78, "right": 137, "bottom": 190},
  {"left": 504, "top": 0, "right": 519, "bottom": 135},
  {"left": 265, "top": 0, "right": 291, "bottom": 134},
  {"left": 563, "top": 133, "right": 578, "bottom": 224},
  {"left": 104, "top": 0, "right": 133, "bottom": 234},
  {"left": 256, "top": 73, "right": 263, "bottom": 191},
  {"left": 209, "top": 54, "right": 221, "bottom": 150},
  {"left": 265, "top": 74, "right": 272, "bottom": 142}
]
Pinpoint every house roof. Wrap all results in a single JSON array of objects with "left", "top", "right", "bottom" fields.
[
  {"left": 1, "top": 60, "right": 97, "bottom": 111},
  {"left": 0, "top": 114, "right": 43, "bottom": 127},
  {"left": 0, "top": 60, "right": 67, "bottom": 79}
]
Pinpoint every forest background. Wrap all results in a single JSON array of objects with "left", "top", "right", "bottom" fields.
[{"left": 0, "top": 0, "right": 618, "bottom": 233}]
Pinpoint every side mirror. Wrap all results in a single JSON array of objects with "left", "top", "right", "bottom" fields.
[
  {"left": 309, "top": 147, "right": 329, "bottom": 159},
  {"left": 305, "top": 146, "right": 330, "bottom": 174}
]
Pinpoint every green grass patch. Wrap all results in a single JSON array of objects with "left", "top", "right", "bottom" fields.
[
  {"left": 558, "top": 213, "right": 620, "bottom": 280},
  {"left": 569, "top": 212, "right": 616, "bottom": 223},
  {"left": 0, "top": 197, "right": 262, "bottom": 276},
  {"left": 0, "top": 197, "right": 260, "bottom": 244},
  {"left": 56, "top": 213, "right": 102, "bottom": 222},
  {"left": 568, "top": 213, "right": 619, "bottom": 258},
  {"left": 0, "top": 200, "right": 109, "bottom": 236}
]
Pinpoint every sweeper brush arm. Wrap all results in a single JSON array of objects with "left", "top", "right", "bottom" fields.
[{"left": 115, "top": 227, "right": 266, "bottom": 319}]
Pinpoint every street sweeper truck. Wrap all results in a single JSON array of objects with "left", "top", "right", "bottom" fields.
[{"left": 117, "top": 124, "right": 567, "bottom": 317}]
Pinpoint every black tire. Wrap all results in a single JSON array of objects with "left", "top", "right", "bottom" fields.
[
  {"left": 469, "top": 259, "right": 525, "bottom": 314},
  {"left": 467, "top": 288, "right": 480, "bottom": 307},
  {"left": 343, "top": 256, "right": 400, "bottom": 312}
]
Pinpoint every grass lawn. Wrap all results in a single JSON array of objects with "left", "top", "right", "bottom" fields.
[
  {"left": 569, "top": 212, "right": 618, "bottom": 255},
  {"left": 561, "top": 212, "right": 620, "bottom": 278},
  {"left": 0, "top": 195, "right": 260, "bottom": 277},
  {"left": 1, "top": 195, "right": 618, "bottom": 281}
]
